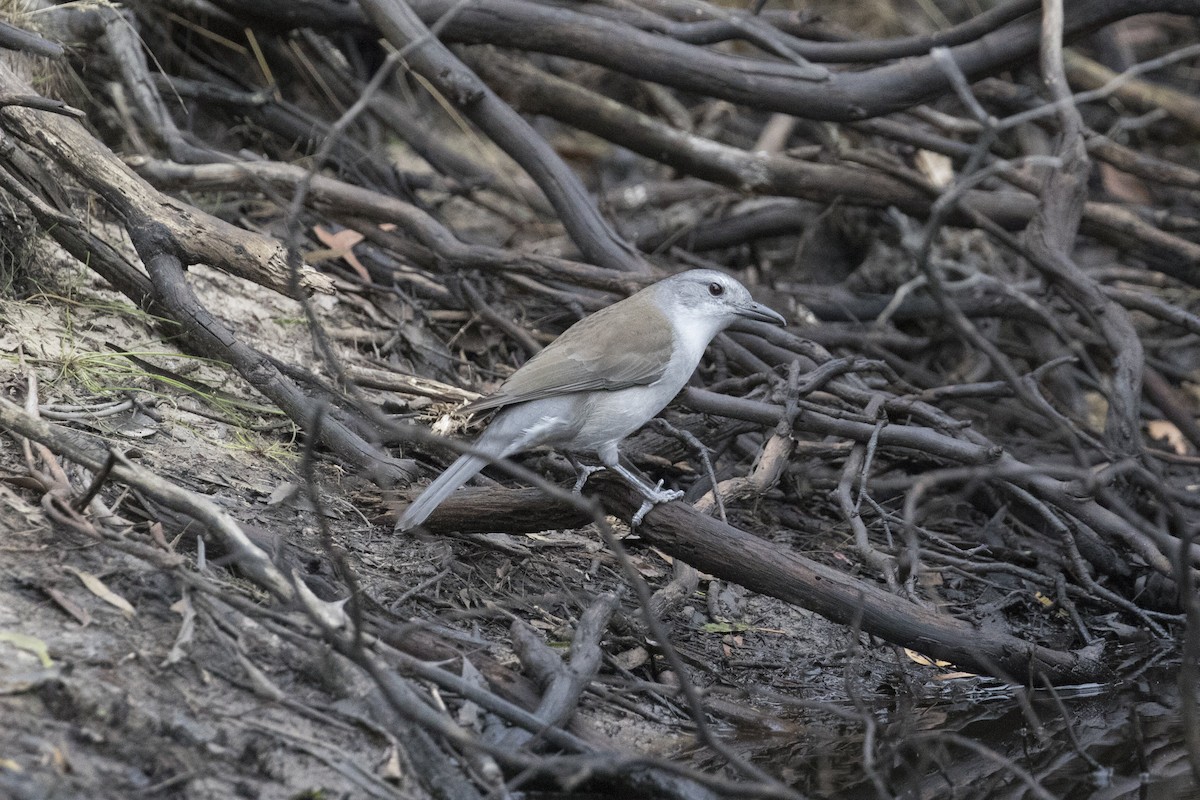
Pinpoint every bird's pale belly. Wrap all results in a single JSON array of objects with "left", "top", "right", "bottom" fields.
[{"left": 569, "top": 382, "right": 681, "bottom": 451}]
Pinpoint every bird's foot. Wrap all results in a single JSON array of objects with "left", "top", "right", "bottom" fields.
[
  {"left": 630, "top": 480, "right": 684, "bottom": 526},
  {"left": 572, "top": 464, "right": 607, "bottom": 494},
  {"left": 644, "top": 479, "right": 685, "bottom": 504},
  {"left": 631, "top": 501, "right": 654, "bottom": 527}
]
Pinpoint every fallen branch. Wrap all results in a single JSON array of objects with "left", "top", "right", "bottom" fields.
[{"left": 413, "top": 475, "right": 1105, "bottom": 684}]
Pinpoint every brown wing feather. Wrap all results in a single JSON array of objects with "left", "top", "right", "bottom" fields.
[{"left": 463, "top": 294, "right": 673, "bottom": 413}]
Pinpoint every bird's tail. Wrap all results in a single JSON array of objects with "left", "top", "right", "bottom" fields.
[{"left": 396, "top": 452, "right": 489, "bottom": 530}]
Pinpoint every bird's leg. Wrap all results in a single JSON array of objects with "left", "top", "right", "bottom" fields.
[
  {"left": 609, "top": 462, "right": 684, "bottom": 504},
  {"left": 572, "top": 464, "right": 607, "bottom": 494},
  {"left": 599, "top": 452, "right": 683, "bottom": 526}
]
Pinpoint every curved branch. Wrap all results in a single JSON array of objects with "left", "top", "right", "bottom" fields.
[
  {"left": 468, "top": 49, "right": 1200, "bottom": 272},
  {"left": 412, "top": 0, "right": 1198, "bottom": 120},
  {"left": 357, "top": 0, "right": 649, "bottom": 272}
]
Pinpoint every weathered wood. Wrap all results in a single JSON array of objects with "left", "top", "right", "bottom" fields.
[{"left": 416, "top": 475, "right": 1105, "bottom": 684}]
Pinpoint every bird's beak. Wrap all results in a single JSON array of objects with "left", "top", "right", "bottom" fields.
[{"left": 737, "top": 301, "right": 787, "bottom": 327}]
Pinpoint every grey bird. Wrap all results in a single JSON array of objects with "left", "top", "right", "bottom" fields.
[{"left": 397, "top": 269, "right": 787, "bottom": 530}]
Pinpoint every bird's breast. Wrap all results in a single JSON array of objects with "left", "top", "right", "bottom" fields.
[{"left": 566, "top": 363, "right": 693, "bottom": 451}]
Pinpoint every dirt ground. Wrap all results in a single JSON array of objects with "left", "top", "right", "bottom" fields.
[
  {"left": 4, "top": 246, "right": 1188, "bottom": 800},
  {"left": 1, "top": 3, "right": 1197, "bottom": 796},
  {"left": 1, "top": 261, "right": 918, "bottom": 799}
]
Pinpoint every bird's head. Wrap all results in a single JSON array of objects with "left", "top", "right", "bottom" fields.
[{"left": 655, "top": 269, "right": 787, "bottom": 330}]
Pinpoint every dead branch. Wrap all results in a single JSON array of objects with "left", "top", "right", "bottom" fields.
[
  {"left": 415, "top": 476, "right": 1104, "bottom": 684},
  {"left": 2, "top": 0, "right": 1198, "bottom": 794},
  {"left": 0, "top": 62, "right": 333, "bottom": 297}
]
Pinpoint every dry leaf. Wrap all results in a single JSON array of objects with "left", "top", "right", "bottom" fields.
[
  {"left": 903, "top": 648, "right": 952, "bottom": 668},
  {"left": 915, "top": 149, "right": 954, "bottom": 188},
  {"left": 0, "top": 631, "right": 53, "bottom": 667},
  {"left": 613, "top": 645, "right": 649, "bottom": 670},
  {"left": 266, "top": 481, "right": 299, "bottom": 506},
  {"left": 312, "top": 224, "right": 369, "bottom": 282},
  {"left": 431, "top": 411, "right": 459, "bottom": 437},
  {"left": 1083, "top": 392, "right": 1109, "bottom": 432},
  {"left": 650, "top": 547, "right": 674, "bottom": 566},
  {"left": 43, "top": 585, "right": 92, "bottom": 627},
  {"left": 65, "top": 566, "right": 135, "bottom": 617},
  {"left": 377, "top": 744, "right": 404, "bottom": 782},
  {"left": 1147, "top": 420, "right": 1189, "bottom": 455},
  {"left": 1099, "top": 162, "right": 1151, "bottom": 204},
  {"left": 631, "top": 555, "right": 666, "bottom": 579},
  {"left": 162, "top": 592, "right": 196, "bottom": 666}
]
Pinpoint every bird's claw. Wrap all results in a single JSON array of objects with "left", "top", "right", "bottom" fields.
[
  {"left": 647, "top": 478, "right": 684, "bottom": 504},
  {"left": 630, "top": 480, "right": 684, "bottom": 526},
  {"left": 631, "top": 500, "right": 655, "bottom": 527},
  {"left": 572, "top": 465, "right": 607, "bottom": 494}
]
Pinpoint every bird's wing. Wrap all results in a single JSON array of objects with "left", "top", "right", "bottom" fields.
[{"left": 463, "top": 301, "right": 674, "bottom": 413}]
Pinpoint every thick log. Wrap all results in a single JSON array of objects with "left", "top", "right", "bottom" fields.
[{"left": 415, "top": 475, "right": 1105, "bottom": 684}]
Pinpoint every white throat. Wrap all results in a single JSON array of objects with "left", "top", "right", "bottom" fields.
[{"left": 664, "top": 305, "right": 725, "bottom": 373}]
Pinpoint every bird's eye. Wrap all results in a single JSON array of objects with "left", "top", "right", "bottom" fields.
[{"left": 708, "top": 282, "right": 724, "bottom": 297}]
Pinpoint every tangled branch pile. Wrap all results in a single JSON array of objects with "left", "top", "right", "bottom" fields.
[{"left": 1, "top": 0, "right": 1199, "bottom": 796}]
